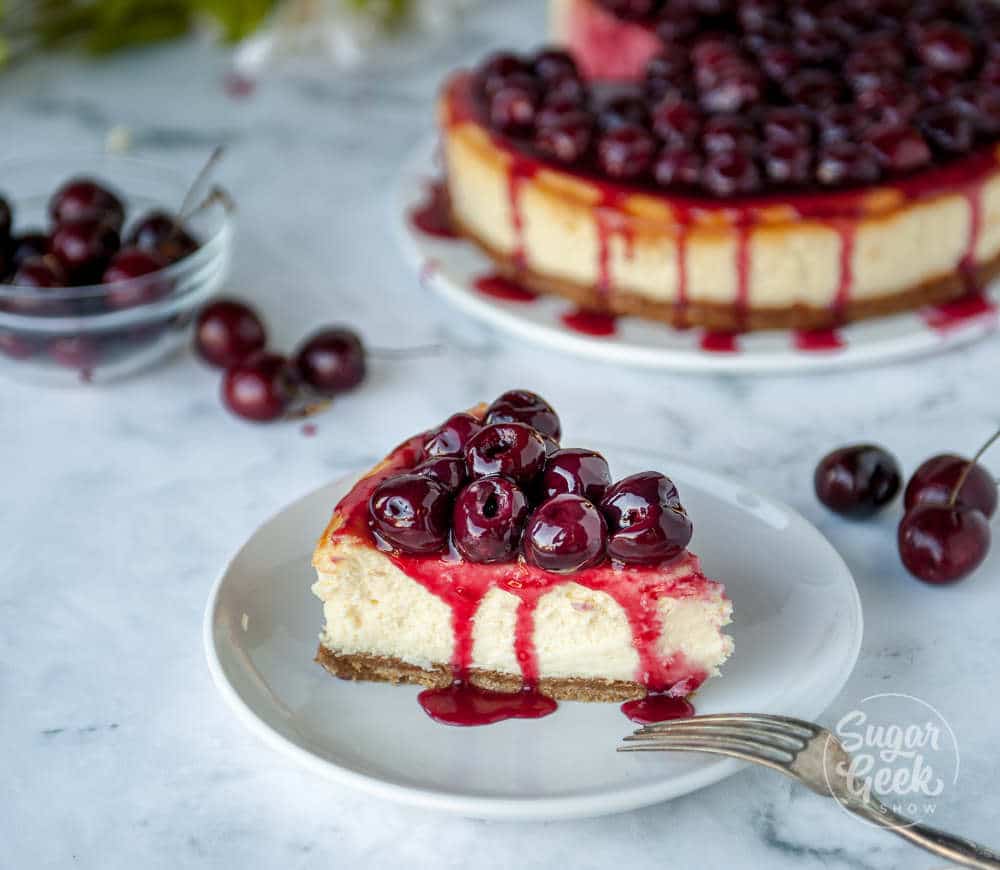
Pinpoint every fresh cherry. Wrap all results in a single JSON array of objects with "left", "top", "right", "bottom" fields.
[
  {"left": 898, "top": 504, "right": 990, "bottom": 584},
  {"left": 293, "top": 327, "right": 366, "bottom": 395},
  {"left": 452, "top": 476, "right": 530, "bottom": 563},
  {"left": 905, "top": 454, "right": 998, "bottom": 518},
  {"left": 485, "top": 389, "right": 561, "bottom": 440},
  {"left": 126, "top": 210, "right": 199, "bottom": 263},
  {"left": 8, "top": 232, "right": 49, "bottom": 272},
  {"left": 0, "top": 331, "right": 39, "bottom": 360},
  {"left": 194, "top": 298, "right": 267, "bottom": 368},
  {"left": 221, "top": 350, "right": 298, "bottom": 422},
  {"left": 49, "top": 218, "right": 120, "bottom": 285},
  {"left": 49, "top": 178, "right": 125, "bottom": 230},
  {"left": 523, "top": 494, "right": 608, "bottom": 573},
  {"left": 596, "top": 124, "right": 656, "bottom": 181},
  {"left": 465, "top": 422, "right": 547, "bottom": 485},
  {"left": 369, "top": 473, "right": 452, "bottom": 555},
  {"left": 423, "top": 412, "right": 483, "bottom": 458},
  {"left": 102, "top": 248, "right": 170, "bottom": 309},
  {"left": 600, "top": 471, "right": 692, "bottom": 565},
  {"left": 814, "top": 444, "right": 902, "bottom": 517},
  {"left": 542, "top": 448, "right": 611, "bottom": 503},
  {"left": 6, "top": 257, "right": 69, "bottom": 315},
  {"left": 413, "top": 456, "right": 467, "bottom": 493}
]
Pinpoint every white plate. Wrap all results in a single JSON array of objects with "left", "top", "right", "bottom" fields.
[
  {"left": 395, "top": 139, "right": 999, "bottom": 373},
  {"left": 204, "top": 444, "right": 863, "bottom": 820}
]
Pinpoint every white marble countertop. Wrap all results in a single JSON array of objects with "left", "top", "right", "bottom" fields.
[{"left": 3, "top": 3, "right": 999, "bottom": 868}]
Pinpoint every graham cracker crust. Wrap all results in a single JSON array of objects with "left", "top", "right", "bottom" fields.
[
  {"left": 455, "top": 215, "right": 1000, "bottom": 332},
  {"left": 316, "top": 644, "right": 646, "bottom": 702}
]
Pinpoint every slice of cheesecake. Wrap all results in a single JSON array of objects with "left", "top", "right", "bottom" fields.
[{"left": 311, "top": 391, "right": 733, "bottom": 716}]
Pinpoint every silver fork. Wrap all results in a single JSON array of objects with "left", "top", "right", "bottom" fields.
[{"left": 619, "top": 713, "right": 1000, "bottom": 869}]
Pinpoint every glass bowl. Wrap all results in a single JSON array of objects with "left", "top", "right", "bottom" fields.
[{"left": 0, "top": 153, "right": 232, "bottom": 385}]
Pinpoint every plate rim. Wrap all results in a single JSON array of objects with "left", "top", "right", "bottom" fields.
[
  {"left": 393, "top": 137, "right": 998, "bottom": 375},
  {"left": 203, "top": 458, "right": 863, "bottom": 821}
]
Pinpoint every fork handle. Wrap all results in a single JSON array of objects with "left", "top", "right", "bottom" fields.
[{"left": 850, "top": 804, "right": 1000, "bottom": 869}]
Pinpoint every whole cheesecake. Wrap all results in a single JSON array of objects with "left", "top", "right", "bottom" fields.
[
  {"left": 439, "top": 0, "right": 1000, "bottom": 331},
  {"left": 312, "top": 391, "right": 733, "bottom": 724}
]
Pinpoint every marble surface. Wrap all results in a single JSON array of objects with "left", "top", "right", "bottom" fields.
[{"left": 2, "top": 3, "right": 999, "bottom": 868}]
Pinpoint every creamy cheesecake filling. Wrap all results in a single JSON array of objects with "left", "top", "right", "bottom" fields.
[{"left": 440, "top": 72, "right": 1000, "bottom": 329}]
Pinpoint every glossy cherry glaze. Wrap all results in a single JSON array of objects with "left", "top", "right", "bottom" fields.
[
  {"left": 325, "top": 432, "right": 717, "bottom": 725},
  {"left": 814, "top": 444, "right": 902, "bottom": 518},
  {"left": 485, "top": 388, "right": 562, "bottom": 440},
  {"left": 369, "top": 473, "right": 452, "bottom": 554},
  {"left": 542, "top": 447, "right": 612, "bottom": 503},
  {"left": 424, "top": 412, "right": 483, "bottom": 458},
  {"left": 413, "top": 456, "right": 467, "bottom": 493},
  {"left": 473, "top": 272, "right": 539, "bottom": 302},
  {"left": 293, "top": 327, "right": 367, "bottom": 395},
  {"left": 465, "top": 421, "right": 548, "bottom": 484},
  {"left": 195, "top": 299, "right": 267, "bottom": 368},
  {"left": 601, "top": 471, "right": 692, "bottom": 564},
  {"left": 452, "top": 476, "right": 530, "bottom": 563},
  {"left": 622, "top": 694, "right": 695, "bottom": 724},
  {"left": 409, "top": 180, "right": 460, "bottom": 239},
  {"left": 524, "top": 493, "right": 608, "bottom": 572},
  {"left": 561, "top": 308, "right": 618, "bottom": 336},
  {"left": 904, "top": 453, "right": 998, "bottom": 517}
]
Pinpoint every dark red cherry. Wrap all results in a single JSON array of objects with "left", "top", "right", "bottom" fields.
[
  {"left": 489, "top": 75, "right": 539, "bottom": 135},
  {"left": 762, "top": 108, "right": 813, "bottom": 147},
  {"left": 739, "top": 0, "right": 780, "bottom": 32},
  {"left": 424, "top": 412, "right": 483, "bottom": 458},
  {"left": 814, "top": 444, "right": 902, "bottom": 518},
  {"left": 49, "top": 334, "right": 101, "bottom": 370},
  {"left": 532, "top": 49, "right": 579, "bottom": 85},
  {"left": 369, "top": 473, "right": 452, "bottom": 554},
  {"left": 293, "top": 327, "right": 366, "bottom": 395},
  {"left": 465, "top": 422, "right": 547, "bottom": 485},
  {"left": 452, "top": 476, "right": 530, "bottom": 563},
  {"left": 524, "top": 494, "right": 607, "bottom": 572},
  {"left": 763, "top": 141, "right": 812, "bottom": 185},
  {"left": 478, "top": 52, "right": 530, "bottom": 98},
  {"left": 597, "top": 124, "right": 656, "bottom": 180},
  {"left": 654, "top": 146, "right": 702, "bottom": 187},
  {"left": 816, "top": 141, "right": 881, "bottom": 186},
  {"left": 815, "top": 105, "right": 858, "bottom": 145},
  {"left": 596, "top": 0, "right": 661, "bottom": 22},
  {"left": 915, "top": 22, "right": 975, "bottom": 74},
  {"left": 698, "top": 64, "right": 762, "bottom": 114},
  {"left": 126, "top": 210, "right": 199, "bottom": 263},
  {"left": 542, "top": 448, "right": 611, "bottom": 503},
  {"left": 904, "top": 454, "right": 998, "bottom": 518},
  {"left": 49, "top": 178, "right": 125, "bottom": 230},
  {"left": 6, "top": 257, "right": 69, "bottom": 316},
  {"left": 600, "top": 471, "right": 692, "bottom": 565},
  {"left": 8, "top": 232, "right": 49, "bottom": 272},
  {"left": 756, "top": 43, "right": 800, "bottom": 81},
  {"left": 597, "top": 95, "right": 650, "bottom": 131},
  {"left": 485, "top": 389, "right": 561, "bottom": 440},
  {"left": 918, "top": 105, "right": 974, "bottom": 155},
  {"left": 535, "top": 110, "right": 593, "bottom": 164},
  {"left": 651, "top": 96, "right": 701, "bottom": 147},
  {"left": 898, "top": 504, "right": 990, "bottom": 584},
  {"left": 702, "top": 115, "right": 755, "bottom": 154},
  {"left": 645, "top": 47, "right": 691, "bottom": 100},
  {"left": 50, "top": 218, "right": 120, "bottom": 285},
  {"left": 195, "top": 298, "right": 267, "bottom": 368},
  {"left": 221, "top": 350, "right": 298, "bottom": 422},
  {"left": 0, "top": 330, "right": 40, "bottom": 360},
  {"left": 413, "top": 456, "right": 467, "bottom": 493},
  {"left": 102, "top": 248, "right": 170, "bottom": 309},
  {"left": 784, "top": 69, "right": 843, "bottom": 110},
  {"left": 655, "top": 0, "right": 699, "bottom": 44},
  {"left": 702, "top": 150, "right": 760, "bottom": 196},
  {"left": 866, "top": 124, "right": 932, "bottom": 173}
]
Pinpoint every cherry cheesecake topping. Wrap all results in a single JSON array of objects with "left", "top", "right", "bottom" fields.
[
  {"left": 366, "top": 390, "right": 694, "bottom": 571},
  {"left": 472, "top": 1, "right": 1000, "bottom": 196}
]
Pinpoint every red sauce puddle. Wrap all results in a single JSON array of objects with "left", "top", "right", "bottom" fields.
[
  {"left": 622, "top": 695, "right": 695, "bottom": 725},
  {"left": 409, "top": 179, "right": 459, "bottom": 239},
  {"left": 322, "top": 432, "right": 715, "bottom": 726},
  {"left": 562, "top": 308, "right": 618, "bottom": 336},
  {"left": 474, "top": 272, "right": 538, "bottom": 302},
  {"left": 923, "top": 291, "right": 998, "bottom": 333},
  {"left": 794, "top": 328, "right": 845, "bottom": 351},
  {"left": 700, "top": 331, "right": 740, "bottom": 353}
]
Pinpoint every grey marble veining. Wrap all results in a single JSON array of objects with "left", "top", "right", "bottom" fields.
[{"left": 2, "top": 3, "right": 999, "bottom": 868}]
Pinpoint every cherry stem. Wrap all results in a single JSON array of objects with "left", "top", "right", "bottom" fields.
[
  {"left": 167, "top": 146, "right": 226, "bottom": 244},
  {"left": 949, "top": 427, "right": 1000, "bottom": 507},
  {"left": 368, "top": 344, "right": 445, "bottom": 359}
]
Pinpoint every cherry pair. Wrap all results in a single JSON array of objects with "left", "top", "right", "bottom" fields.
[{"left": 194, "top": 298, "right": 365, "bottom": 422}]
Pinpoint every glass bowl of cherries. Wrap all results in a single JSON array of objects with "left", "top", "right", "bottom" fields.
[{"left": 0, "top": 152, "right": 232, "bottom": 384}]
